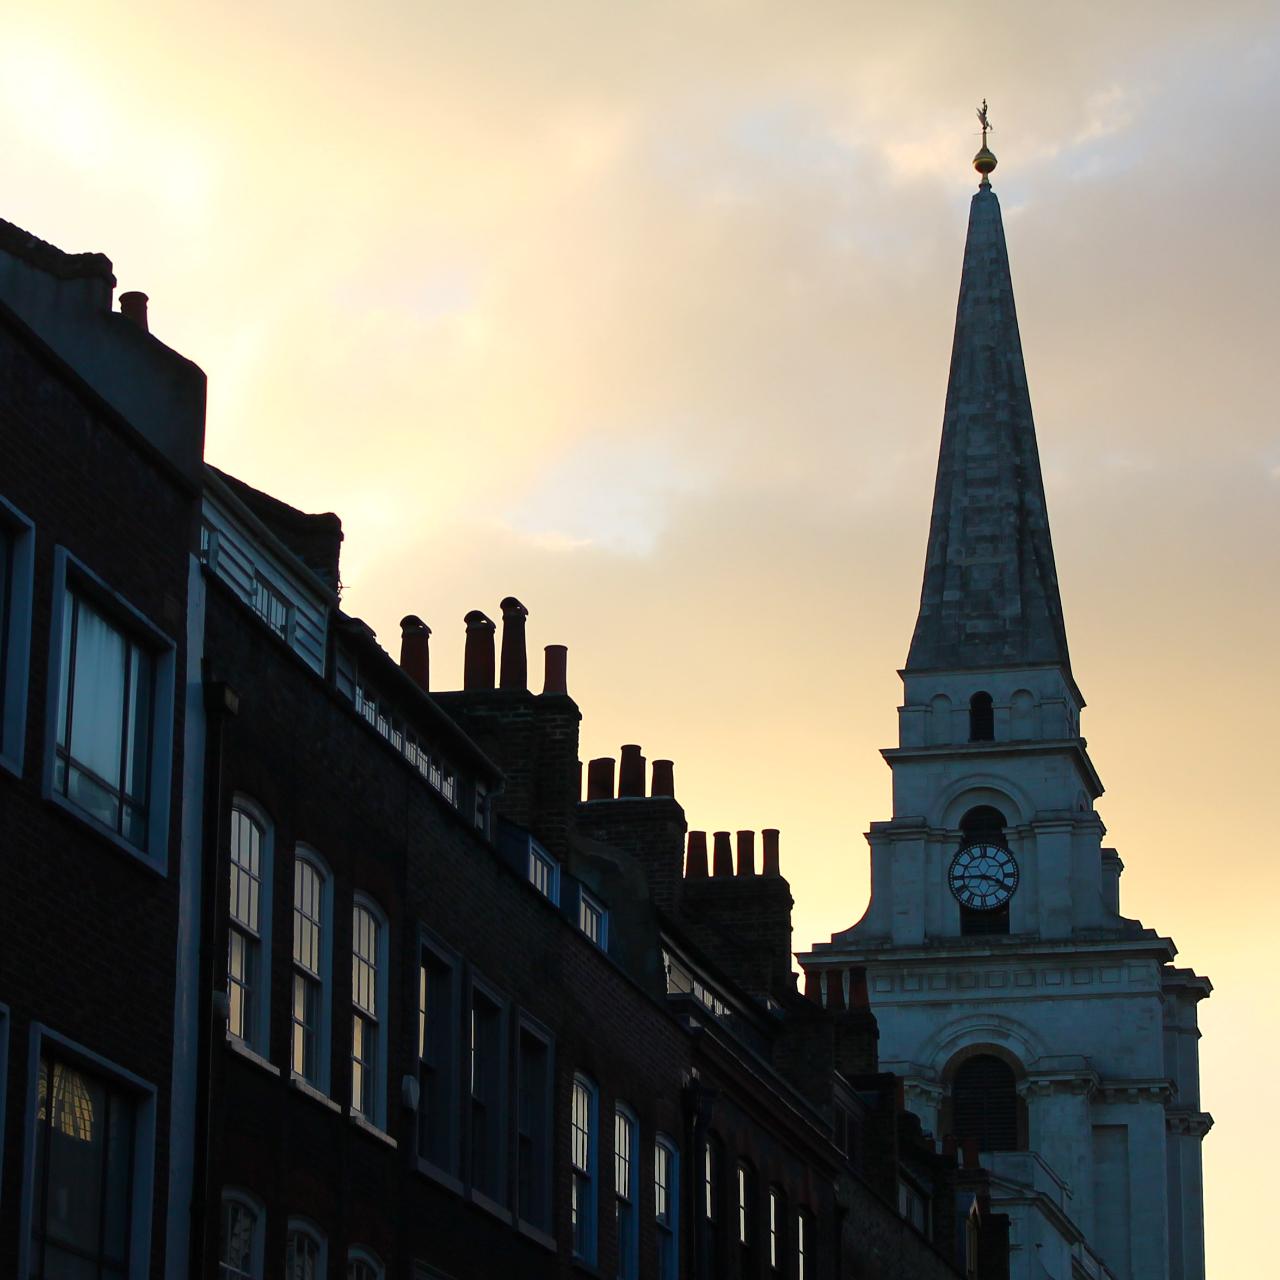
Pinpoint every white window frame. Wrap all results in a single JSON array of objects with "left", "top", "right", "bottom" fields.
[
  {"left": 571, "top": 1073, "right": 599, "bottom": 1265},
  {"left": 527, "top": 838, "right": 559, "bottom": 905},
  {"left": 227, "top": 796, "right": 274, "bottom": 1056},
  {"left": 0, "top": 495, "right": 35, "bottom": 777},
  {"left": 347, "top": 1246, "right": 385, "bottom": 1280},
  {"left": 768, "top": 1186, "right": 783, "bottom": 1272},
  {"left": 578, "top": 889, "right": 608, "bottom": 950},
  {"left": 285, "top": 1217, "right": 327, "bottom": 1278},
  {"left": 43, "top": 547, "right": 176, "bottom": 872},
  {"left": 350, "top": 893, "right": 389, "bottom": 1129},
  {"left": 290, "top": 847, "right": 334, "bottom": 1095},
  {"left": 218, "top": 1187, "right": 266, "bottom": 1278},
  {"left": 654, "top": 1134, "right": 680, "bottom": 1280},
  {"left": 614, "top": 1103, "right": 639, "bottom": 1280},
  {"left": 797, "top": 1208, "right": 811, "bottom": 1280},
  {"left": 18, "top": 1024, "right": 158, "bottom": 1280},
  {"left": 737, "top": 1162, "right": 753, "bottom": 1248}
]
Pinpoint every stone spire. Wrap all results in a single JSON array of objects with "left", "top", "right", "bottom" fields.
[{"left": 905, "top": 164, "right": 1072, "bottom": 676}]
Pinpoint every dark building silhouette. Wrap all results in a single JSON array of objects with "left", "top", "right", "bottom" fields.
[{"left": 0, "top": 212, "right": 1011, "bottom": 1280}]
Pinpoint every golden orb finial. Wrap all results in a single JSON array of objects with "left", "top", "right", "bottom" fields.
[{"left": 973, "top": 98, "right": 997, "bottom": 187}]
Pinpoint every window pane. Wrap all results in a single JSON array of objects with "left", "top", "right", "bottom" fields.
[
  {"left": 293, "top": 861, "right": 322, "bottom": 974},
  {"left": 66, "top": 598, "right": 126, "bottom": 785},
  {"left": 220, "top": 1199, "right": 258, "bottom": 1277},
  {"left": 352, "top": 905, "right": 378, "bottom": 1016}
]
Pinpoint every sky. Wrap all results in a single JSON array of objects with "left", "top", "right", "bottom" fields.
[{"left": 5, "top": 0, "right": 1277, "bottom": 1267}]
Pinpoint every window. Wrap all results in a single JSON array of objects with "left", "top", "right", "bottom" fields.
[
  {"left": 347, "top": 1247, "right": 384, "bottom": 1280},
  {"left": 227, "top": 800, "right": 272, "bottom": 1053},
  {"left": 50, "top": 561, "right": 175, "bottom": 862},
  {"left": 25, "top": 1033, "right": 156, "bottom": 1280},
  {"left": 951, "top": 1054, "right": 1020, "bottom": 1152},
  {"left": 737, "top": 1162, "right": 755, "bottom": 1250},
  {"left": 251, "top": 573, "right": 292, "bottom": 641},
  {"left": 579, "top": 890, "right": 607, "bottom": 949},
  {"left": 0, "top": 499, "right": 34, "bottom": 776},
  {"left": 614, "top": 1106, "right": 638, "bottom": 1279},
  {"left": 418, "top": 941, "right": 458, "bottom": 1175},
  {"left": 517, "top": 1020, "right": 553, "bottom": 1231},
  {"left": 468, "top": 981, "right": 507, "bottom": 1204},
  {"left": 528, "top": 839, "right": 559, "bottom": 904},
  {"left": 768, "top": 1187, "right": 785, "bottom": 1272},
  {"left": 796, "top": 1209, "right": 812, "bottom": 1280},
  {"left": 285, "top": 1220, "right": 326, "bottom": 1279},
  {"left": 968, "top": 691, "right": 994, "bottom": 742},
  {"left": 219, "top": 1190, "right": 264, "bottom": 1278},
  {"left": 898, "top": 1179, "right": 930, "bottom": 1233},
  {"left": 703, "top": 1135, "right": 721, "bottom": 1273},
  {"left": 291, "top": 851, "right": 332, "bottom": 1091},
  {"left": 655, "top": 1136, "right": 680, "bottom": 1280},
  {"left": 351, "top": 897, "right": 388, "bottom": 1127},
  {"left": 571, "top": 1075, "right": 598, "bottom": 1263}
]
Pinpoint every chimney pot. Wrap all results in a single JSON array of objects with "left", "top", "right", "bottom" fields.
[
  {"left": 736, "top": 830, "right": 756, "bottom": 876},
  {"left": 685, "top": 831, "right": 709, "bottom": 878},
  {"left": 463, "top": 611, "right": 496, "bottom": 690},
  {"left": 618, "top": 744, "right": 646, "bottom": 798},
  {"left": 586, "top": 757, "right": 616, "bottom": 802},
  {"left": 543, "top": 644, "right": 568, "bottom": 695},
  {"left": 651, "top": 759, "right": 675, "bottom": 798},
  {"left": 399, "top": 615, "right": 431, "bottom": 692},
  {"left": 712, "top": 831, "right": 734, "bottom": 877},
  {"left": 498, "top": 596, "right": 529, "bottom": 690},
  {"left": 762, "top": 829, "right": 781, "bottom": 876},
  {"left": 119, "top": 291, "right": 149, "bottom": 332}
]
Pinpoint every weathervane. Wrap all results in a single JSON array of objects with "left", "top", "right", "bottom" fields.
[{"left": 973, "top": 99, "right": 998, "bottom": 188}]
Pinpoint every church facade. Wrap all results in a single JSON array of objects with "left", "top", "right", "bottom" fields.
[{"left": 798, "top": 149, "right": 1212, "bottom": 1280}]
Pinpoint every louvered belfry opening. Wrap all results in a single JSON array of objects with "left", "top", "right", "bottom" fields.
[
  {"left": 968, "top": 692, "right": 995, "bottom": 741},
  {"left": 951, "top": 1054, "right": 1019, "bottom": 1152}
]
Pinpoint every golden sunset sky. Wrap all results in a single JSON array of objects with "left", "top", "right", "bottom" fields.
[{"left": 7, "top": 1, "right": 1276, "bottom": 1266}]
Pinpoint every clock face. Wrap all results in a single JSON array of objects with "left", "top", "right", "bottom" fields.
[{"left": 948, "top": 843, "right": 1019, "bottom": 911}]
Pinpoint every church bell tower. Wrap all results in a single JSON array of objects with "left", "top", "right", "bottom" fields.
[{"left": 798, "top": 113, "right": 1212, "bottom": 1280}]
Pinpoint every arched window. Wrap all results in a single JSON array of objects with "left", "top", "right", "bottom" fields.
[
  {"left": 347, "top": 1246, "right": 384, "bottom": 1280},
  {"left": 291, "top": 849, "right": 332, "bottom": 1091},
  {"left": 615, "top": 1104, "right": 639, "bottom": 1279},
  {"left": 285, "top": 1219, "right": 326, "bottom": 1280},
  {"left": 968, "top": 692, "right": 994, "bottom": 742},
  {"left": 219, "top": 1189, "right": 264, "bottom": 1278},
  {"left": 571, "top": 1074, "right": 598, "bottom": 1264},
  {"left": 351, "top": 895, "right": 388, "bottom": 1128},
  {"left": 227, "top": 798, "right": 273, "bottom": 1054},
  {"left": 951, "top": 1054, "right": 1020, "bottom": 1152},
  {"left": 958, "top": 807, "right": 1011, "bottom": 937},
  {"left": 654, "top": 1135, "right": 680, "bottom": 1280}
]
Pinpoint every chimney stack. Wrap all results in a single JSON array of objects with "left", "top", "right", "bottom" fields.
[
  {"left": 686, "top": 831, "right": 709, "bottom": 878},
  {"left": 618, "top": 744, "right": 646, "bottom": 798},
  {"left": 586, "top": 757, "right": 615, "bottom": 801},
  {"left": 712, "top": 831, "right": 734, "bottom": 877},
  {"left": 463, "top": 611, "right": 496, "bottom": 690},
  {"left": 499, "top": 597, "right": 529, "bottom": 690},
  {"left": 736, "top": 831, "right": 756, "bottom": 876},
  {"left": 399, "top": 615, "right": 431, "bottom": 692},
  {"left": 119, "top": 291, "right": 149, "bottom": 333},
  {"left": 543, "top": 644, "right": 568, "bottom": 695},
  {"left": 651, "top": 759, "right": 675, "bottom": 798},
  {"left": 762, "top": 829, "right": 781, "bottom": 877}
]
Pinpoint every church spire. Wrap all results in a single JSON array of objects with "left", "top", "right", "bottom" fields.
[{"left": 906, "top": 123, "right": 1072, "bottom": 675}]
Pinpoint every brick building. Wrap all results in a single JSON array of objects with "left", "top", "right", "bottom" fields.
[{"left": 0, "top": 212, "right": 1009, "bottom": 1280}]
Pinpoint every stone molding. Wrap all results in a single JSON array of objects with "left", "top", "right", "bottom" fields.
[{"left": 1165, "top": 1109, "right": 1213, "bottom": 1139}]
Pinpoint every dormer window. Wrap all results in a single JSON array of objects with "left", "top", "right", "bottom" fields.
[{"left": 968, "top": 692, "right": 994, "bottom": 741}]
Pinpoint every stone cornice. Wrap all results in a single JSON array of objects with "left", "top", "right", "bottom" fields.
[
  {"left": 800, "top": 933, "right": 1177, "bottom": 968},
  {"left": 1166, "top": 1109, "right": 1214, "bottom": 1138},
  {"left": 880, "top": 737, "right": 1104, "bottom": 800},
  {"left": 1096, "top": 1078, "right": 1174, "bottom": 1105}
]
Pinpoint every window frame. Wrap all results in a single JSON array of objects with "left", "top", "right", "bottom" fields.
[
  {"left": 43, "top": 547, "right": 177, "bottom": 872},
  {"left": 290, "top": 846, "right": 334, "bottom": 1095},
  {"left": 416, "top": 930, "right": 461, "bottom": 1185},
  {"left": 571, "top": 1073, "right": 599, "bottom": 1265},
  {"left": 578, "top": 888, "right": 608, "bottom": 950},
  {"left": 226, "top": 796, "right": 274, "bottom": 1056},
  {"left": 515, "top": 1013, "right": 555, "bottom": 1237},
  {"left": 18, "top": 1024, "right": 158, "bottom": 1280},
  {"left": 527, "top": 838, "right": 560, "bottom": 905},
  {"left": 465, "top": 971, "right": 510, "bottom": 1213},
  {"left": 796, "top": 1207, "right": 812, "bottom": 1280},
  {"left": 614, "top": 1103, "right": 639, "bottom": 1280},
  {"left": 768, "top": 1186, "right": 785, "bottom": 1273},
  {"left": 350, "top": 893, "right": 389, "bottom": 1130},
  {"left": 736, "top": 1161, "right": 755, "bottom": 1251},
  {"left": 285, "top": 1216, "right": 327, "bottom": 1278},
  {"left": 654, "top": 1134, "right": 680, "bottom": 1280},
  {"left": 346, "top": 1245, "right": 385, "bottom": 1280},
  {"left": 0, "top": 496, "right": 35, "bottom": 778},
  {"left": 218, "top": 1187, "right": 266, "bottom": 1279}
]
